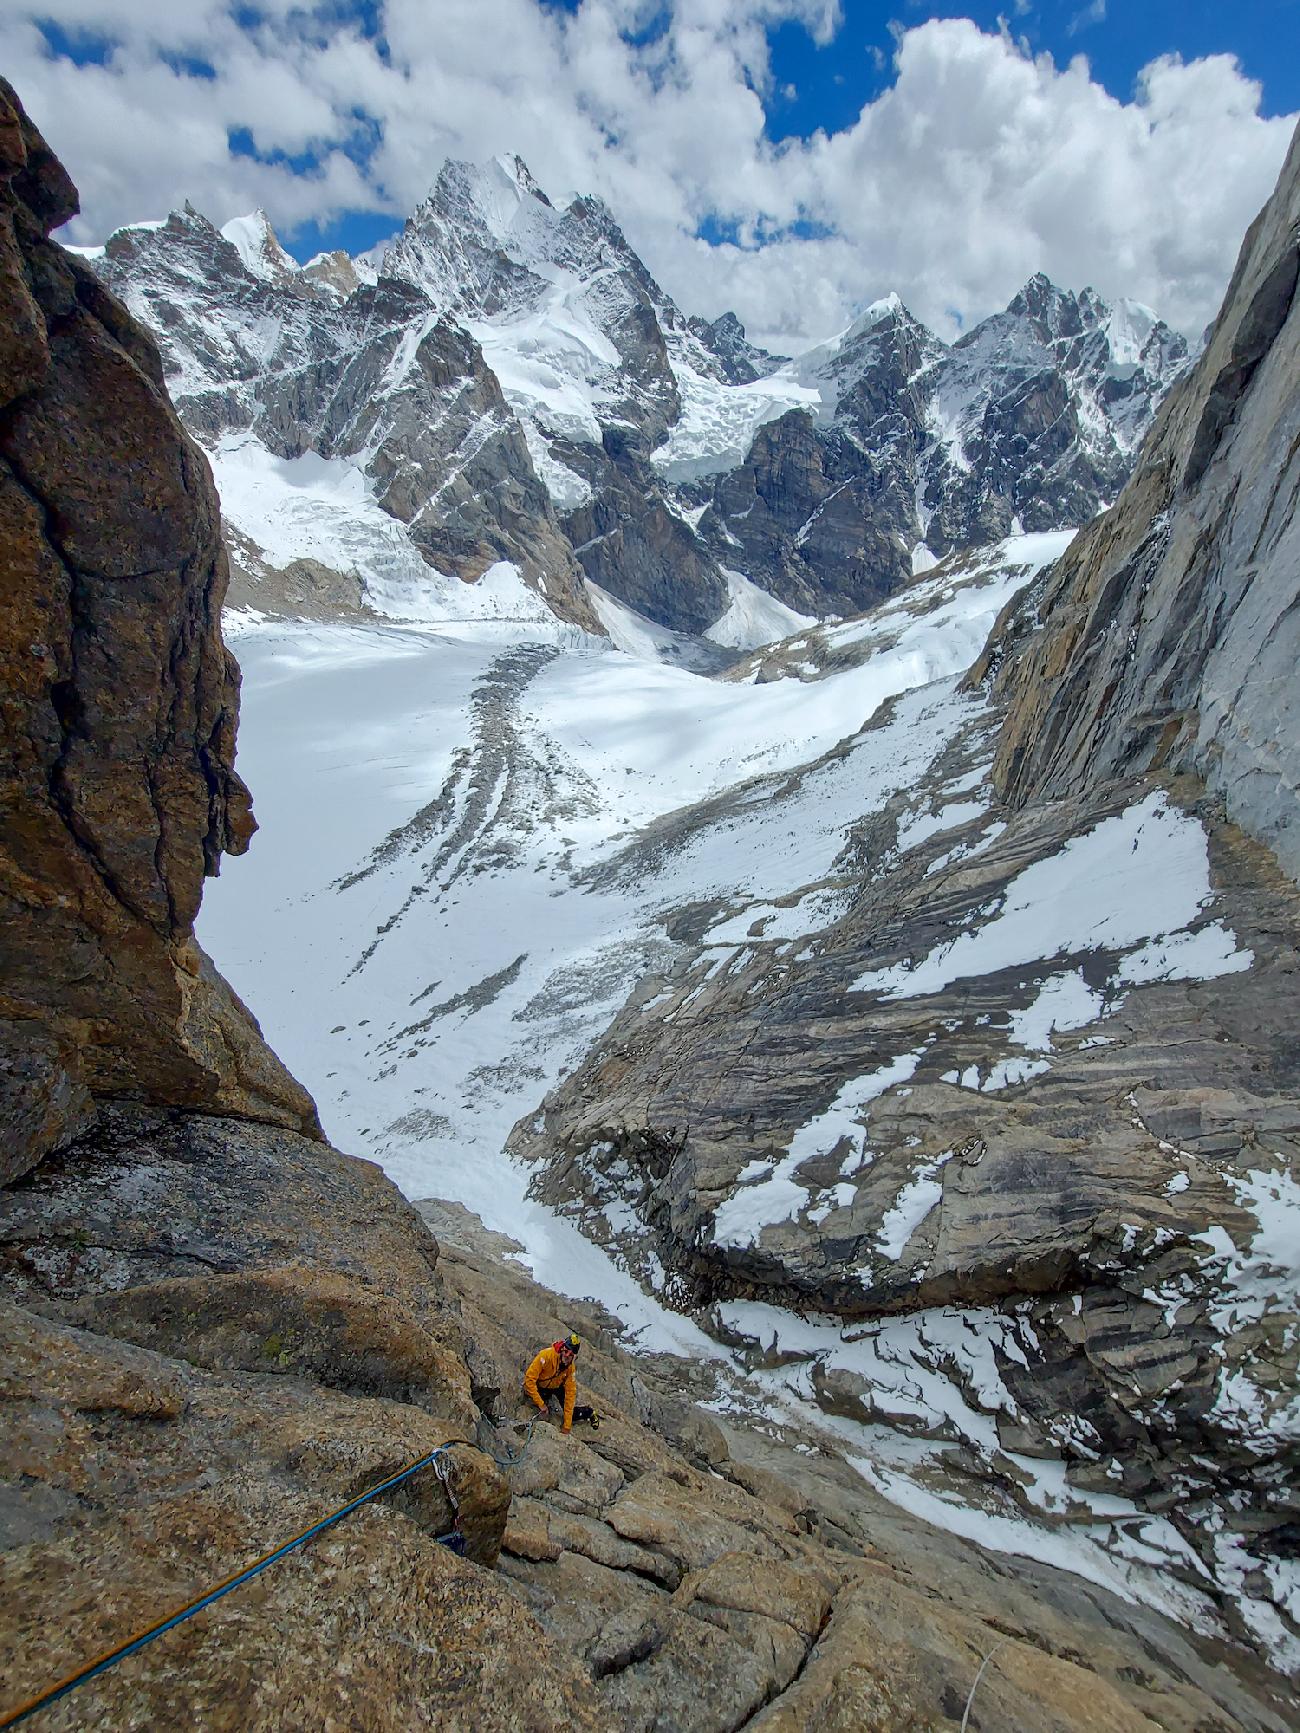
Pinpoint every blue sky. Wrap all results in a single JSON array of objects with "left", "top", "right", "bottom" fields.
[
  {"left": 12, "top": 2, "right": 1299, "bottom": 348},
  {"left": 757, "top": 2, "right": 1300, "bottom": 136},
  {"left": 223, "top": 1, "right": 1300, "bottom": 302}
]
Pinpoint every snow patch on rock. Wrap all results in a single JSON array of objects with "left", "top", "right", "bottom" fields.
[{"left": 852, "top": 793, "right": 1252, "bottom": 1000}]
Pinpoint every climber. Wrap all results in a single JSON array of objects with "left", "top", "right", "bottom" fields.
[{"left": 523, "top": 1332, "right": 582, "bottom": 1433}]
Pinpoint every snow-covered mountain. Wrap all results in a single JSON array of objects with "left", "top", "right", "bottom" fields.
[
  {"left": 82, "top": 156, "right": 1189, "bottom": 642},
  {"left": 12, "top": 51, "right": 1300, "bottom": 1720},
  {"left": 80, "top": 193, "right": 595, "bottom": 628}
]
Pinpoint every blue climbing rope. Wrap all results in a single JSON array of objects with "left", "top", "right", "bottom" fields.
[{"left": 0, "top": 1442, "right": 467, "bottom": 1728}]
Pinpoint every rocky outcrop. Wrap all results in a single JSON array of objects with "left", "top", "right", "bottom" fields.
[
  {"left": 5, "top": 1139, "right": 1290, "bottom": 1729},
  {"left": 0, "top": 1114, "right": 566, "bottom": 1729},
  {"left": 0, "top": 79, "right": 316, "bottom": 1180},
  {"left": 986, "top": 125, "right": 1300, "bottom": 880},
  {"left": 516, "top": 697, "right": 1300, "bottom": 1653},
  {"left": 704, "top": 404, "right": 916, "bottom": 616},
  {"left": 1, "top": 1313, "right": 542, "bottom": 1731},
  {"left": 422, "top": 1204, "right": 1294, "bottom": 1733},
  {"left": 686, "top": 309, "right": 785, "bottom": 385}
]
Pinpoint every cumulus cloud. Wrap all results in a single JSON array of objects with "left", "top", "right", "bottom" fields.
[{"left": 7, "top": 2, "right": 1295, "bottom": 350}]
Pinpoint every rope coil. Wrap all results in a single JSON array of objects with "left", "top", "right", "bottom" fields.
[
  {"left": 474, "top": 1413, "right": 535, "bottom": 1468},
  {"left": 0, "top": 1441, "right": 468, "bottom": 1728}
]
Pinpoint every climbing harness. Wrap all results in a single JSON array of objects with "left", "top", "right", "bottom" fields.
[{"left": 0, "top": 1442, "right": 469, "bottom": 1729}]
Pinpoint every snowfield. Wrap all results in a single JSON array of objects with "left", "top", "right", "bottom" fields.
[
  {"left": 213, "top": 434, "right": 562, "bottom": 625},
  {"left": 204, "top": 532, "right": 1066, "bottom": 1330},
  {"left": 650, "top": 361, "right": 822, "bottom": 482},
  {"left": 851, "top": 790, "right": 1254, "bottom": 1002}
]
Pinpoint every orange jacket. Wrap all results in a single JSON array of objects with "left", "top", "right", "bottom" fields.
[{"left": 523, "top": 1344, "right": 576, "bottom": 1431}]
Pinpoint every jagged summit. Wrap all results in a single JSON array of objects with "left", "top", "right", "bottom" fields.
[
  {"left": 434, "top": 152, "right": 557, "bottom": 232},
  {"left": 386, "top": 152, "right": 664, "bottom": 330},
  {"left": 402, "top": 153, "right": 564, "bottom": 269},
  {"left": 219, "top": 207, "right": 298, "bottom": 282},
  {"left": 940, "top": 273, "right": 1192, "bottom": 470},
  {"left": 795, "top": 290, "right": 937, "bottom": 387},
  {"left": 973, "top": 270, "right": 1189, "bottom": 379},
  {"left": 685, "top": 308, "right": 786, "bottom": 383}
]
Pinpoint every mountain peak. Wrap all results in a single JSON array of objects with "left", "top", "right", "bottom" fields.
[
  {"left": 1007, "top": 271, "right": 1078, "bottom": 322},
  {"left": 794, "top": 292, "right": 927, "bottom": 384},
  {"left": 999, "top": 273, "right": 1187, "bottom": 378},
  {"left": 220, "top": 209, "right": 298, "bottom": 282},
  {"left": 427, "top": 153, "right": 555, "bottom": 247},
  {"left": 845, "top": 291, "right": 909, "bottom": 338},
  {"left": 303, "top": 247, "right": 366, "bottom": 298},
  {"left": 498, "top": 152, "right": 552, "bottom": 206}
]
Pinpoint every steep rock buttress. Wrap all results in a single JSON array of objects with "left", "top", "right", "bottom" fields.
[
  {"left": 986, "top": 124, "right": 1300, "bottom": 880},
  {"left": 0, "top": 78, "right": 317, "bottom": 1180}
]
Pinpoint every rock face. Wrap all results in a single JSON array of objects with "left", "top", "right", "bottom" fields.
[
  {"left": 0, "top": 1111, "right": 575, "bottom": 1730},
  {"left": 695, "top": 283, "right": 1188, "bottom": 618},
  {"left": 418, "top": 1203, "right": 1296, "bottom": 1733},
  {"left": 4, "top": 1127, "right": 1290, "bottom": 1730},
  {"left": 0, "top": 79, "right": 316, "bottom": 1181},
  {"left": 703, "top": 395, "right": 919, "bottom": 618},
  {"left": 385, "top": 156, "right": 685, "bottom": 456},
  {"left": 987, "top": 128, "right": 1300, "bottom": 882},
  {"left": 86, "top": 154, "right": 1188, "bottom": 638},
  {"left": 0, "top": 101, "right": 582, "bottom": 1728},
  {"left": 517, "top": 692, "right": 1300, "bottom": 1650},
  {"left": 687, "top": 309, "right": 784, "bottom": 385}
]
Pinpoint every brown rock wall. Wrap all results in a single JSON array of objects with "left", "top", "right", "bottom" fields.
[
  {"left": 434, "top": 1205, "right": 1295, "bottom": 1733},
  {"left": 0, "top": 79, "right": 316, "bottom": 1176}
]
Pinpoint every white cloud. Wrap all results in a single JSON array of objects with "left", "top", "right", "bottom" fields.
[
  {"left": 1068, "top": 1, "right": 1107, "bottom": 37},
  {"left": 7, "top": 4, "right": 1295, "bottom": 350}
]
